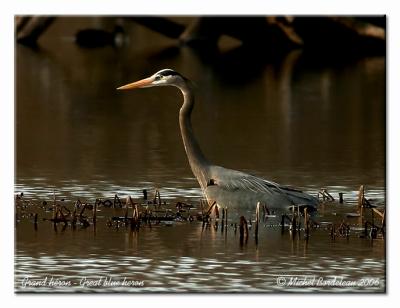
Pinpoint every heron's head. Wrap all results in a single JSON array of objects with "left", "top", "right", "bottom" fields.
[{"left": 117, "top": 69, "right": 187, "bottom": 91}]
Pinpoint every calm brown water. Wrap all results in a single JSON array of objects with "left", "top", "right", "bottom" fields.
[{"left": 15, "top": 17, "right": 385, "bottom": 293}]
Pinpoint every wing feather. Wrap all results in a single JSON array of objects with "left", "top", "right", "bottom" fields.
[{"left": 208, "top": 166, "right": 316, "bottom": 206}]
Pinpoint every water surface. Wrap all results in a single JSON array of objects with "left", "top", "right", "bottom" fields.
[{"left": 15, "top": 17, "right": 385, "bottom": 293}]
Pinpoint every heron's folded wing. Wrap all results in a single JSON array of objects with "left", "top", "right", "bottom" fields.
[
  {"left": 210, "top": 168, "right": 284, "bottom": 196},
  {"left": 209, "top": 166, "right": 315, "bottom": 205}
]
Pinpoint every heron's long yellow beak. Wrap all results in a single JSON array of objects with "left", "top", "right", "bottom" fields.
[{"left": 116, "top": 77, "right": 154, "bottom": 90}]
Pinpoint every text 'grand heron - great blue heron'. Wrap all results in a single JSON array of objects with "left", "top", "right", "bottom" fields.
[{"left": 117, "top": 69, "right": 319, "bottom": 217}]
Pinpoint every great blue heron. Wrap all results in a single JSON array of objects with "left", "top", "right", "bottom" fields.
[{"left": 117, "top": 69, "right": 318, "bottom": 215}]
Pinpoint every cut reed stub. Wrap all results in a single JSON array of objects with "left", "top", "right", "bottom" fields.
[{"left": 255, "top": 202, "right": 260, "bottom": 238}]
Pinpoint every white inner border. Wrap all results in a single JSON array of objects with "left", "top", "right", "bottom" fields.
[{"left": 1, "top": 0, "right": 398, "bottom": 306}]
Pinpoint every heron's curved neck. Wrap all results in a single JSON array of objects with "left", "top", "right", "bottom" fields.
[{"left": 177, "top": 82, "right": 209, "bottom": 190}]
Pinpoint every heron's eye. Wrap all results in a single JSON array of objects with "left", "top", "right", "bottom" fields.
[{"left": 155, "top": 75, "right": 165, "bottom": 81}]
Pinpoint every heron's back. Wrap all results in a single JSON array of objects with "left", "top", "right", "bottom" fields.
[{"left": 204, "top": 165, "right": 318, "bottom": 215}]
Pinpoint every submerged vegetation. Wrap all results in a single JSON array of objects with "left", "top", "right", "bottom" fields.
[{"left": 15, "top": 185, "right": 385, "bottom": 245}]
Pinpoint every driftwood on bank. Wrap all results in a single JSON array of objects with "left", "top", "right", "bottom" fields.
[
  {"left": 15, "top": 16, "right": 385, "bottom": 55},
  {"left": 16, "top": 16, "right": 55, "bottom": 46},
  {"left": 129, "top": 17, "right": 185, "bottom": 39}
]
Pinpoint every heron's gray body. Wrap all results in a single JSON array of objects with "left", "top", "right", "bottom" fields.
[{"left": 204, "top": 165, "right": 319, "bottom": 213}]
